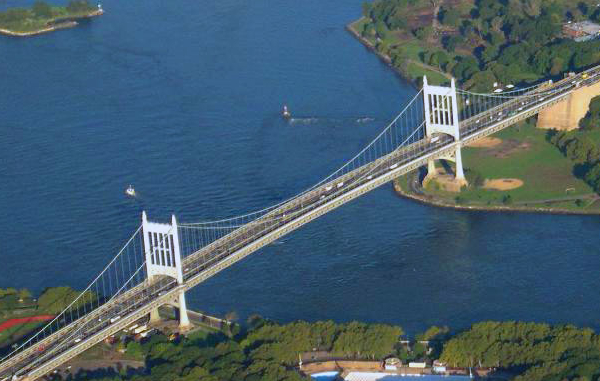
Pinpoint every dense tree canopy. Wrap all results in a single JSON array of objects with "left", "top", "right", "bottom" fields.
[
  {"left": 440, "top": 321, "right": 600, "bottom": 381},
  {"left": 359, "top": 0, "right": 600, "bottom": 88}
]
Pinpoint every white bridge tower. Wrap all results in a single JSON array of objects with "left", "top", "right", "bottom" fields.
[
  {"left": 422, "top": 76, "right": 467, "bottom": 187},
  {"left": 142, "top": 212, "right": 190, "bottom": 330}
]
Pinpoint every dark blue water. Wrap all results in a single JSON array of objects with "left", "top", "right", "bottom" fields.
[{"left": 2, "top": 0, "right": 600, "bottom": 335}]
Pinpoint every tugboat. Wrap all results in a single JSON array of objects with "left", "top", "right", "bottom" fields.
[
  {"left": 125, "top": 185, "right": 136, "bottom": 197},
  {"left": 282, "top": 105, "right": 291, "bottom": 119}
]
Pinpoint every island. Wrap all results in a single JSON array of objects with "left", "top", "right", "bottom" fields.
[
  {"left": 349, "top": 0, "right": 600, "bottom": 214},
  {"left": 0, "top": 0, "right": 103, "bottom": 37}
]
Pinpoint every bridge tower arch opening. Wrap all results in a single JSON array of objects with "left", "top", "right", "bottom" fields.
[
  {"left": 142, "top": 211, "right": 191, "bottom": 330},
  {"left": 422, "top": 76, "right": 467, "bottom": 188}
]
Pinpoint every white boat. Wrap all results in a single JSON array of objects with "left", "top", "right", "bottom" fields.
[
  {"left": 125, "top": 185, "right": 136, "bottom": 197},
  {"left": 282, "top": 105, "right": 291, "bottom": 119}
]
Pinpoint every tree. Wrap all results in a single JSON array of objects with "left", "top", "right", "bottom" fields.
[
  {"left": 375, "top": 20, "right": 388, "bottom": 40},
  {"left": 18, "top": 288, "right": 31, "bottom": 301},
  {"left": 66, "top": 0, "right": 93, "bottom": 13},
  {"left": 523, "top": 0, "right": 542, "bottom": 17},
  {"left": 440, "top": 7, "right": 461, "bottom": 27},
  {"left": 414, "top": 26, "right": 433, "bottom": 41},
  {"left": 580, "top": 96, "right": 600, "bottom": 130},
  {"left": 361, "top": 2, "right": 372, "bottom": 18},
  {"left": 32, "top": 1, "right": 52, "bottom": 18},
  {"left": 480, "top": 44, "right": 499, "bottom": 64},
  {"left": 443, "top": 35, "right": 462, "bottom": 52}
]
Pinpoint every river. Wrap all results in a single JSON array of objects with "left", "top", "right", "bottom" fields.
[{"left": 1, "top": 0, "right": 600, "bottom": 335}]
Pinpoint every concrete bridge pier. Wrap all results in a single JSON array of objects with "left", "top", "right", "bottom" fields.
[
  {"left": 177, "top": 289, "right": 191, "bottom": 331},
  {"left": 149, "top": 307, "right": 161, "bottom": 324},
  {"left": 537, "top": 80, "right": 600, "bottom": 130},
  {"left": 454, "top": 144, "right": 467, "bottom": 186}
]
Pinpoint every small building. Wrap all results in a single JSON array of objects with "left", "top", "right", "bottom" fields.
[
  {"left": 384, "top": 357, "right": 401, "bottom": 370},
  {"left": 563, "top": 21, "right": 600, "bottom": 42},
  {"left": 433, "top": 360, "right": 447, "bottom": 373}
]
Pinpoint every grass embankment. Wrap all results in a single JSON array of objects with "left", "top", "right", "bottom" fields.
[
  {"left": 0, "top": 0, "right": 101, "bottom": 36},
  {"left": 399, "top": 122, "right": 600, "bottom": 213}
]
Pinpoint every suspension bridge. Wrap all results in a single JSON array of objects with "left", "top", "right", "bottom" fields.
[{"left": 2, "top": 66, "right": 600, "bottom": 381}]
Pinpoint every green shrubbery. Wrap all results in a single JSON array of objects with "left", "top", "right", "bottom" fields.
[
  {"left": 548, "top": 127, "right": 600, "bottom": 192},
  {"left": 580, "top": 96, "right": 600, "bottom": 130},
  {"left": 440, "top": 321, "right": 600, "bottom": 381}
]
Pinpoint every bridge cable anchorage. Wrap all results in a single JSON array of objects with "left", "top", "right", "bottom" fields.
[{"left": 182, "top": 89, "right": 425, "bottom": 228}]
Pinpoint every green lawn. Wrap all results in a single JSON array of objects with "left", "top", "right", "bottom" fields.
[
  {"left": 406, "top": 62, "right": 449, "bottom": 85},
  {"left": 0, "top": 321, "right": 45, "bottom": 349},
  {"left": 419, "top": 122, "right": 600, "bottom": 211}
]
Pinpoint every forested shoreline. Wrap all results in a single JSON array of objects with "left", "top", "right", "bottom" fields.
[
  {"left": 38, "top": 317, "right": 600, "bottom": 381},
  {"left": 352, "top": 0, "right": 600, "bottom": 89}
]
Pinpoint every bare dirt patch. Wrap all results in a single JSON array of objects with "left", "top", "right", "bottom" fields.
[
  {"left": 424, "top": 168, "right": 464, "bottom": 192},
  {"left": 480, "top": 138, "right": 531, "bottom": 158},
  {"left": 467, "top": 136, "right": 502, "bottom": 148},
  {"left": 483, "top": 178, "right": 524, "bottom": 191}
]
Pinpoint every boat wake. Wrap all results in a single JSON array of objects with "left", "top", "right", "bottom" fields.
[{"left": 287, "top": 116, "right": 375, "bottom": 125}]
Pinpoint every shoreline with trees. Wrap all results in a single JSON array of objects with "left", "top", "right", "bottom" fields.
[
  {"left": 0, "top": 0, "right": 103, "bottom": 37},
  {"left": 348, "top": 0, "right": 600, "bottom": 88},
  {"left": 40, "top": 316, "right": 600, "bottom": 381}
]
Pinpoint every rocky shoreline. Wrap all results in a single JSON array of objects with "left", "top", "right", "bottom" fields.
[
  {"left": 345, "top": 18, "right": 417, "bottom": 89},
  {"left": 0, "top": 9, "right": 103, "bottom": 37},
  {"left": 393, "top": 180, "right": 600, "bottom": 216}
]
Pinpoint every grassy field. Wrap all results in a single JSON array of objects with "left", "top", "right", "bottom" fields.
[{"left": 413, "top": 122, "right": 600, "bottom": 212}]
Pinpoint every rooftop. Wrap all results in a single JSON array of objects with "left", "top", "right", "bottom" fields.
[{"left": 563, "top": 20, "right": 600, "bottom": 35}]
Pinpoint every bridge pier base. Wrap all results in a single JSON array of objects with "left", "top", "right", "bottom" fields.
[
  {"left": 454, "top": 145, "right": 467, "bottom": 187},
  {"left": 149, "top": 307, "right": 161, "bottom": 324},
  {"left": 178, "top": 289, "right": 191, "bottom": 331}
]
